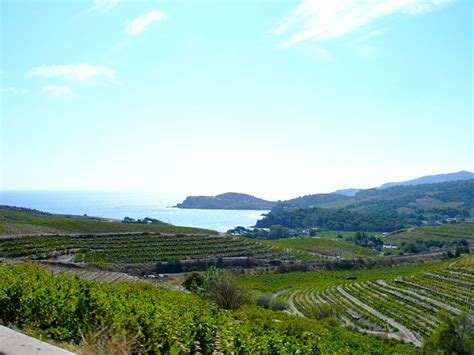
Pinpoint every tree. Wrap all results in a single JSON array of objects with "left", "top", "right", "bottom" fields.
[
  {"left": 268, "top": 225, "right": 290, "bottom": 239},
  {"left": 182, "top": 272, "right": 204, "bottom": 291},
  {"left": 193, "top": 266, "right": 249, "bottom": 310},
  {"left": 207, "top": 276, "right": 248, "bottom": 310},
  {"left": 423, "top": 313, "right": 474, "bottom": 354}
]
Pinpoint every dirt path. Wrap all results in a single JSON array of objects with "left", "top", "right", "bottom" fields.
[
  {"left": 0, "top": 326, "right": 73, "bottom": 355},
  {"left": 287, "top": 291, "right": 304, "bottom": 317},
  {"left": 336, "top": 286, "right": 421, "bottom": 346},
  {"left": 425, "top": 272, "right": 474, "bottom": 286}
]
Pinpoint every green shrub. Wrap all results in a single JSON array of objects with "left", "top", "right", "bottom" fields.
[
  {"left": 182, "top": 271, "right": 204, "bottom": 291},
  {"left": 255, "top": 294, "right": 272, "bottom": 308},
  {"left": 269, "top": 299, "right": 287, "bottom": 311},
  {"left": 306, "top": 303, "right": 339, "bottom": 320}
]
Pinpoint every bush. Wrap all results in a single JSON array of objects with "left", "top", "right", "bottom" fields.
[
  {"left": 306, "top": 304, "right": 339, "bottom": 320},
  {"left": 192, "top": 266, "right": 249, "bottom": 310},
  {"left": 207, "top": 276, "right": 248, "bottom": 310},
  {"left": 255, "top": 294, "right": 272, "bottom": 308},
  {"left": 269, "top": 300, "right": 287, "bottom": 311},
  {"left": 423, "top": 313, "right": 474, "bottom": 354},
  {"left": 182, "top": 271, "right": 204, "bottom": 291}
]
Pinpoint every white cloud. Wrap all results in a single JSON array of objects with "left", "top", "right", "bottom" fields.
[
  {"left": 41, "top": 85, "right": 74, "bottom": 100},
  {"left": 276, "top": 0, "right": 451, "bottom": 47},
  {"left": 92, "top": 0, "right": 118, "bottom": 12},
  {"left": 359, "top": 28, "right": 388, "bottom": 41},
  {"left": 29, "top": 64, "right": 118, "bottom": 84},
  {"left": 126, "top": 10, "right": 165, "bottom": 35}
]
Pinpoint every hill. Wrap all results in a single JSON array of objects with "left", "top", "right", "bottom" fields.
[
  {"left": 333, "top": 170, "right": 473, "bottom": 196},
  {"left": 380, "top": 170, "right": 474, "bottom": 189},
  {"left": 0, "top": 205, "right": 216, "bottom": 235},
  {"left": 334, "top": 188, "right": 360, "bottom": 197},
  {"left": 176, "top": 192, "right": 275, "bottom": 210},
  {"left": 274, "top": 193, "right": 347, "bottom": 209},
  {"left": 258, "top": 179, "right": 474, "bottom": 231}
]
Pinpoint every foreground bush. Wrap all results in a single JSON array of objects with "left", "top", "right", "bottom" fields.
[
  {"left": 0, "top": 263, "right": 416, "bottom": 353},
  {"left": 184, "top": 267, "right": 249, "bottom": 310}
]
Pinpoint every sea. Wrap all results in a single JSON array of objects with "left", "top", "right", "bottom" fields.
[{"left": 0, "top": 191, "right": 268, "bottom": 232}]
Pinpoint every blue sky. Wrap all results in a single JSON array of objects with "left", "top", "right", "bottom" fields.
[{"left": 1, "top": 0, "right": 472, "bottom": 200}]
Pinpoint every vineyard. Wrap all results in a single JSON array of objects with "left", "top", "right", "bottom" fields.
[
  {"left": 275, "top": 259, "right": 473, "bottom": 346},
  {"left": 42, "top": 264, "right": 142, "bottom": 283},
  {"left": 384, "top": 224, "right": 474, "bottom": 246},
  {"left": 261, "top": 237, "right": 378, "bottom": 259},
  {"left": 0, "top": 263, "right": 417, "bottom": 353},
  {"left": 0, "top": 233, "right": 299, "bottom": 263}
]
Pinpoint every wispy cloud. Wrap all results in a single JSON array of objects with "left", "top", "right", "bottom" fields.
[
  {"left": 41, "top": 85, "right": 74, "bottom": 100},
  {"left": 92, "top": 0, "right": 118, "bottom": 12},
  {"left": 1, "top": 87, "right": 28, "bottom": 95},
  {"left": 29, "top": 64, "right": 118, "bottom": 85},
  {"left": 275, "top": 0, "right": 451, "bottom": 47},
  {"left": 359, "top": 28, "right": 388, "bottom": 42},
  {"left": 306, "top": 45, "right": 333, "bottom": 61},
  {"left": 126, "top": 10, "right": 165, "bottom": 35}
]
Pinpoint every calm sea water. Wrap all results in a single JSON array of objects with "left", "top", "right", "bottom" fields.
[{"left": 0, "top": 191, "right": 268, "bottom": 232}]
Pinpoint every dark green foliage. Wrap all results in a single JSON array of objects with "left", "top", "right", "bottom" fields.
[
  {"left": 255, "top": 294, "right": 288, "bottom": 311},
  {"left": 275, "top": 193, "right": 348, "bottom": 210},
  {"left": 269, "top": 299, "right": 288, "bottom": 311},
  {"left": 268, "top": 225, "right": 290, "bottom": 239},
  {"left": 195, "top": 267, "right": 249, "bottom": 310},
  {"left": 348, "top": 232, "right": 384, "bottom": 251},
  {"left": 255, "top": 294, "right": 272, "bottom": 308},
  {"left": 122, "top": 216, "right": 169, "bottom": 225},
  {"left": 260, "top": 180, "right": 474, "bottom": 232},
  {"left": 422, "top": 313, "right": 474, "bottom": 354},
  {"left": 256, "top": 206, "right": 417, "bottom": 232},
  {"left": 182, "top": 272, "right": 205, "bottom": 291},
  {"left": 176, "top": 192, "right": 275, "bottom": 210},
  {"left": 306, "top": 303, "right": 339, "bottom": 320}
]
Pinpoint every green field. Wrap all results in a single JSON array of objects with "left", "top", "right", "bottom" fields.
[
  {"left": 0, "top": 233, "right": 297, "bottom": 264},
  {"left": 261, "top": 237, "right": 378, "bottom": 259},
  {"left": 0, "top": 206, "right": 216, "bottom": 235}
]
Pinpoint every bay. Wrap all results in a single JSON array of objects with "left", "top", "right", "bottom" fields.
[{"left": 0, "top": 191, "right": 267, "bottom": 232}]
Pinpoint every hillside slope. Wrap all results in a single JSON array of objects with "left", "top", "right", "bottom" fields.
[
  {"left": 259, "top": 180, "right": 474, "bottom": 231},
  {"left": 333, "top": 170, "right": 473, "bottom": 196},
  {"left": 0, "top": 206, "right": 216, "bottom": 235},
  {"left": 380, "top": 170, "right": 474, "bottom": 189}
]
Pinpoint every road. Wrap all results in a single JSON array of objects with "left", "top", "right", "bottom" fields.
[{"left": 0, "top": 326, "right": 73, "bottom": 355}]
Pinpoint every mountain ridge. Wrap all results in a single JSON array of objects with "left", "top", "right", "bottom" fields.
[{"left": 334, "top": 170, "right": 473, "bottom": 197}]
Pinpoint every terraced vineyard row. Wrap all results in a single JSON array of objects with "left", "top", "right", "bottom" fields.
[
  {"left": 0, "top": 233, "right": 297, "bottom": 263},
  {"left": 384, "top": 223, "right": 474, "bottom": 247},
  {"left": 283, "top": 265, "right": 473, "bottom": 346},
  {"left": 42, "top": 264, "right": 141, "bottom": 283}
]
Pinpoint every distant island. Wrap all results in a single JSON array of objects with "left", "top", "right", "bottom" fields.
[{"left": 175, "top": 192, "right": 275, "bottom": 210}]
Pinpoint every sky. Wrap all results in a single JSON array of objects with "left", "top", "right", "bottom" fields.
[{"left": 1, "top": 0, "right": 473, "bottom": 200}]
